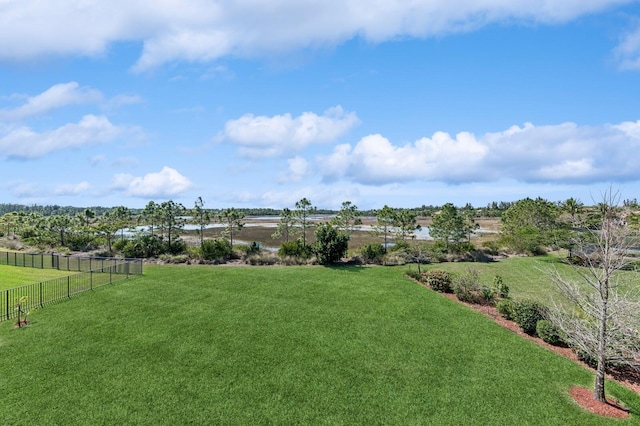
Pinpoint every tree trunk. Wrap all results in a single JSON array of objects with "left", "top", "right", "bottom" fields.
[{"left": 593, "top": 301, "right": 608, "bottom": 402}]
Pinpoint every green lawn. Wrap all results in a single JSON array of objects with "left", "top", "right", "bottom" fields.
[
  {"left": 417, "top": 253, "right": 636, "bottom": 304},
  {"left": 0, "top": 265, "right": 638, "bottom": 424},
  {"left": 0, "top": 263, "right": 76, "bottom": 290}
]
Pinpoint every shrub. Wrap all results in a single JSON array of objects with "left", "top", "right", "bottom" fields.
[
  {"left": 390, "top": 240, "right": 411, "bottom": 252},
  {"left": 245, "top": 252, "right": 279, "bottom": 265},
  {"left": 453, "top": 268, "right": 485, "bottom": 304},
  {"left": 167, "top": 239, "right": 187, "bottom": 255},
  {"left": 202, "top": 238, "right": 233, "bottom": 261},
  {"left": 314, "top": 223, "right": 349, "bottom": 265},
  {"left": 66, "top": 232, "right": 97, "bottom": 251},
  {"left": 513, "top": 300, "right": 546, "bottom": 335},
  {"left": 481, "top": 240, "right": 500, "bottom": 255},
  {"left": 360, "top": 243, "right": 385, "bottom": 264},
  {"left": 123, "top": 234, "right": 166, "bottom": 258},
  {"left": 536, "top": 320, "right": 564, "bottom": 346},
  {"left": 406, "top": 270, "right": 422, "bottom": 281},
  {"left": 492, "top": 275, "right": 509, "bottom": 299},
  {"left": 495, "top": 299, "right": 515, "bottom": 320},
  {"left": 422, "top": 270, "right": 453, "bottom": 293},
  {"left": 236, "top": 242, "right": 261, "bottom": 257},
  {"left": 278, "top": 240, "right": 312, "bottom": 259}
]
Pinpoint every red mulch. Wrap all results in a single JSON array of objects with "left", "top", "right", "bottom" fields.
[
  {"left": 413, "top": 278, "right": 639, "bottom": 419},
  {"left": 569, "top": 386, "right": 629, "bottom": 418}
]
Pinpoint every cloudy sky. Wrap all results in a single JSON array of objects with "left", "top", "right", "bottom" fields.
[{"left": 2, "top": 1, "right": 640, "bottom": 210}]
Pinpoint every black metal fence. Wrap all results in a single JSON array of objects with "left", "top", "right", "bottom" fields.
[
  {"left": 0, "top": 251, "right": 143, "bottom": 323},
  {"left": 0, "top": 251, "right": 143, "bottom": 275}
]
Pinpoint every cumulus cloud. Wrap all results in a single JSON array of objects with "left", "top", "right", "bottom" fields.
[
  {"left": 0, "top": 82, "right": 102, "bottom": 121},
  {"left": 54, "top": 181, "right": 91, "bottom": 195},
  {"left": 112, "top": 166, "right": 192, "bottom": 198},
  {"left": 278, "top": 156, "right": 310, "bottom": 183},
  {"left": 320, "top": 120, "right": 640, "bottom": 185},
  {"left": 221, "top": 106, "right": 359, "bottom": 157},
  {"left": 0, "top": 1, "right": 632, "bottom": 70},
  {"left": 0, "top": 115, "right": 121, "bottom": 159}
]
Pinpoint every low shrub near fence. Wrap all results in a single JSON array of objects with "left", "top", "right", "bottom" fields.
[{"left": 0, "top": 250, "right": 142, "bottom": 322}]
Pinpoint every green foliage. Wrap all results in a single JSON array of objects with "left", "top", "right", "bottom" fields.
[
  {"left": 495, "top": 299, "right": 515, "bottom": 321},
  {"left": 393, "top": 208, "right": 421, "bottom": 241},
  {"left": 294, "top": 198, "right": 316, "bottom": 247},
  {"left": 330, "top": 201, "right": 362, "bottom": 235},
  {"left": 453, "top": 268, "right": 488, "bottom": 304},
  {"left": 359, "top": 243, "right": 385, "bottom": 264},
  {"left": 218, "top": 207, "right": 245, "bottom": 246},
  {"left": 536, "top": 320, "right": 564, "bottom": 346},
  {"left": 430, "top": 203, "right": 478, "bottom": 252},
  {"left": 201, "top": 238, "right": 233, "bottom": 261},
  {"left": 278, "top": 239, "right": 312, "bottom": 259},
  {"left": 65, "top": 231, "right": 97, "bottom": 251},
  {"left": 314, "top": 222, "right": 349, "bottom": 265},
  {"left": 513, "top": 300, "right": 546, "bottom": 335},
  {"left": 500, "top": 197, "right": 564, "bottom": 255},
  {"left": 122, "top": 234, "right": 166, "bottom": 258},
  {"left": 422, "top": 269, "right": 453, "bottom": 293},
  {"left": 492, "top": 275, "right": 509, "bottom": 299}
]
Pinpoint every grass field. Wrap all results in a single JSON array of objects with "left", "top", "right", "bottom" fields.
[
  {"left": 0, "top": 264, "right": 638, "bottom": 424},
  {"left": 415, "top": 253, "right": 639, "bottom": 304},
  {"left": 0, "top": 264, "right": 76, "bottom": 291}
]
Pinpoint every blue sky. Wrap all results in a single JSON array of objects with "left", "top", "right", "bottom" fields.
[{"left": 2, "top": 1, "right": 640, "bottom": 210}]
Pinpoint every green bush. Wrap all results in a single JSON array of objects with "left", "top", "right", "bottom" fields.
[
  {"left": 278, "top": 240, "right": 312, "bottom": 259},
  {"left": 495, "top": 299, "right": 515, "bottom": 320},
  {"left": 314, "top": 223, "right": 349, "bottom": 265},
  {"left": 536, "top": 320, "right": 564, "bottom": 346},
  {"left": 422, "top": 270, "right": 453, "bottom": 293},
  {"left": 453, "top": 268, "right": 485, "bottom": 304},
  {"left": 492, "top": 275, "right": 509, "bottom": 299},
  {"left": 122, "top": 234, "right": 166, "bottom": 258},
  {"left": 202, "top": 238, "right": 233, "bottom": 261},
  {"left": 513, "top": 300, "right": 546, "bottom": 335},
  {"left": 360, "top": 243, "right": 385, "bottom": 264}
]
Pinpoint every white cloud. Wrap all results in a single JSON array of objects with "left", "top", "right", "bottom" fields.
[
  {"left": 278, "top": 156, "right": 310, "bottom": 183},
  {"left": 0, "top": 82, "right": 102, "bottom": 121},
  {"left": 224, "top": 185, "right": 360, "bottom": 209},
  {"left": 222, "top": 106, "right": 359, "bottom": 157},
  {"left": 54, "top": 181, "right": 91, "bottom": 196},
  {"left": 0, "top": 1, "right": 631, "bottom": 70},
  {"left": 112, "top": 166, "right": 192, "bottom": 198},
  {"left": 0, "top": 115, "right": 121, "bottom": 159},
  {"left": 320, "top": 120, "right": 640, "bottom": 185}
]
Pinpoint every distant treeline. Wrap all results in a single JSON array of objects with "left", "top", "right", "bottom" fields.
[{"left": 0, "top": 202, "right": 520, "bottom": 218}]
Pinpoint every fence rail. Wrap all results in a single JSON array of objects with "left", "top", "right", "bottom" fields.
[
  {"left": 0, "top": 251, "right": 143, "bottom": 275},
  {"left": 0, "top": 251, "right": 143, "bottom": 323}
]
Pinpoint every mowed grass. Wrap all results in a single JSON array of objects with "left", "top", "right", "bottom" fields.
[
  {"left": 418, "top": 253, "right": 636, "bottom": 304},
  {"left": 0, "top": 264, "right": 76, "bottom": 290},
  {"left": 1, "top": 265, "right": 639, "bottom": 425}
]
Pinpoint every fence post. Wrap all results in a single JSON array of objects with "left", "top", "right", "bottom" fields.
[
  {"left": 90, "top": 271, "right": 93, "bottom": 290},
  {"left": 5, "top": 290, "right": 8, "bottom": 321},
  {"left": 40, "top": 282, "right": 43, "bottom": 308},
  {"left": 67, "top": 276, "right": 70, "bottom": 298},
  {"left": 109, "top": 267, "right": 112, "bottom": 284}
]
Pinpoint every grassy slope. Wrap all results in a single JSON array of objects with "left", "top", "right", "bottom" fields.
[
  {"left": 0, "top": 265, "right": 638, "bottom": 424},
  {"left": 417, "top": 254, "right": 624, "bottom": 303},
  {"left": 0, "top": 264, "right": 76, "bottom": 290}
]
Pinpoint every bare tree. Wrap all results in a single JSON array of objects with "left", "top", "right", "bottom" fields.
[{"left": 546, "top": 189, "right": 640, "bottom": 402}]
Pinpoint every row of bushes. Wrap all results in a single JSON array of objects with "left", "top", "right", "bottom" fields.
[{"left": 411, "top": 269, "right": 566, "bottom": 348}]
